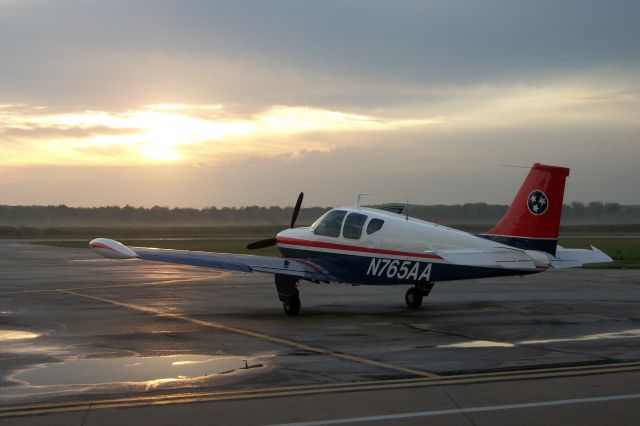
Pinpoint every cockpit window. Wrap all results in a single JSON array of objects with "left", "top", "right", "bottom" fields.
[
  {"left": 366, "top": 218, "right": 385, "bottom": 235},
  {"left": 313, "top": 210, "right": 347, "bottom": 237},
  {"left": 310, "top": 212, "right": 329, "bottom": 229},
  {"left": 342, "top": 213, "right": 367, "bottom": 239}
]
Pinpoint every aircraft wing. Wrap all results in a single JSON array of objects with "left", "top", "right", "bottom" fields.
[
  {"left": 89, "top": 238, "right": 334, "bottom": 281},
  {"left": 546, "top": 245, "right": 613, "bottom": 269}
]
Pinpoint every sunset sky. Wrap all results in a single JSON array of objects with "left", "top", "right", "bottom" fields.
[{"left": 1, "top": 1, "right": 639, "bottom": 207}]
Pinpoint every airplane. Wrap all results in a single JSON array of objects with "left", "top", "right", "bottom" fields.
[{"left": 90, "top": 163, "right": 612, "bottom": 315}]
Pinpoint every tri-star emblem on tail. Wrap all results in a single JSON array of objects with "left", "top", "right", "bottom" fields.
[{"left": 528, "top": 190, "right": 549, "bottom": 215}]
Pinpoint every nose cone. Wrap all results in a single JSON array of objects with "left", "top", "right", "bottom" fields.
[
  {"left": 275, "top": 228, "right": 293, "bottom": 244},
  {"left": 276, "top": 227, "right": 310, "bottom": 244}
]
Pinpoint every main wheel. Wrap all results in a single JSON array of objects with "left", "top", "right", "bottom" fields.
[
  {"left": 405, "top": 287, "right": 423, "bottom": 309},
  {"left": 283, "top": 293, "right": 301, "bottom": 315}
]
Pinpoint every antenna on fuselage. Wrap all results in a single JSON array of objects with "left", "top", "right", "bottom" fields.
[
  {"left": 355, "top": 193, "right": 371, "bottom": 208},
  {"left": 405, "top": 196, "right": 409, "bottom": 221}
]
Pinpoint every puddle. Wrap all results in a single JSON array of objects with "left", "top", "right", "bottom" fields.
[
  {"left": 10, "top": 355, "right": 260, "bottom": 389},
  {"left": 0, "top": 331, "right": 40, "bottom": 341}
]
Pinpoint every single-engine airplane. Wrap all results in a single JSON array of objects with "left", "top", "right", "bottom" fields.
[{"left": 90, "top": 163, "right": 612, "bottom": 315}]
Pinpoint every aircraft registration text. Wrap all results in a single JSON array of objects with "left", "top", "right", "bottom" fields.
[{"left": 366, "top": 258, "right": 432, "bottom": 281}]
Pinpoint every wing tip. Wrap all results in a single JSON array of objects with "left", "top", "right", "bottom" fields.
[{"left": 90, "top": 238, "right": 139, "bottom": 259}]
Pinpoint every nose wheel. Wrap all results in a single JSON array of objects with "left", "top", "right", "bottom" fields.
[
  {"left": 405, "top": 287, "right": 423, "bottom": 309},
  {"left": 405, "top": 283, "right": 434, "bottom": 309}
]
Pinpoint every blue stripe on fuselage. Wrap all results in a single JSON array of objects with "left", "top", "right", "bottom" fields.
[{"left": 278, "top": 247, "right": 538, "bottom": 285}]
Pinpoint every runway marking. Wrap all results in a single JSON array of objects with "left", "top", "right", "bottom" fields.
[
  {"left": 57, "top": 289, "right": 438, "bottom": 379},
  {"left": 521, "top": 328, "right": 640, "bottom": 344},
  {"left": 269, "top": 393, "right": 640, "bottom": 425},
  {"left": 2, "top": 362, "right": 640, "bottom": 418}
]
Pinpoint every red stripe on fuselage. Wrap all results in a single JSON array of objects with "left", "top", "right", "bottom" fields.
[{"left": 276, "top": 237, "right": 442, "bottom": 260}]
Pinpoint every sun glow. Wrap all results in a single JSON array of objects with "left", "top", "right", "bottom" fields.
[
  {"left": 1, "top": 103, "right": 421, "bottom": 165},
  {"left": 140, "top": 145, "right": 181, "bottom": 161},
  {"left": 2, "top": 83, "right": 629, "bottom": 167}
]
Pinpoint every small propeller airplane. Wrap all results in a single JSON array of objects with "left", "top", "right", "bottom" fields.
[{"left": 90, "top": 163, "right": 612, "bottom": 315}]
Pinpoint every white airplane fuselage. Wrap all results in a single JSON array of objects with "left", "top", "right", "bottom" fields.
[{"left": 275, "top": 207, "right": 548, "bottom": 286}]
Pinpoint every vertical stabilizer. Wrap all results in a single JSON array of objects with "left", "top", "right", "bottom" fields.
[{"left": 480, "top": 163, "right": 570, "bottom": 255}]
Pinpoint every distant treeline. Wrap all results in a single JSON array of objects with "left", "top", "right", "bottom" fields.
[{"left": 1, "top": 202, "right": 639, "bottom": 227}]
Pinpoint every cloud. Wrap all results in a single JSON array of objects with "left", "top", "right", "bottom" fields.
[
  {"left": 0, "top": 2, "right": 638, "bottom": 205},
  {"left": 2, "top": 125, "right": 141, "bottom": 139},
  {"left": 1, "top": 77, "right": 638, "bottom": 169},
  {"left": 0, "top": 102, "right": 439, "bottom": 165},
  {"left": 2, "top": 119, "right": 638, "bottom": 207},
  {"left": 2, "top": 1, "right": 640, "bottom": 109}
]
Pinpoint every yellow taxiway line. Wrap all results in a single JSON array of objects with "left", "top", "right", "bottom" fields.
[
  {"left": 57, "top": 289, "right": 439, "bottom": 379},
  {"left": 2, "top": 361, "right": 640, "bottom": 418}
]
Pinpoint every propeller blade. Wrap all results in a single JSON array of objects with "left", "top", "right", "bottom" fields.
[
  {"left": 248, "top": 192, "right": 303, "bottom": 250},
  {"left": 290, "top": 192, "right": 304, "bottom": 229},
  {"left": 246, "top": 237, "right": 277, "bottom": 250}
]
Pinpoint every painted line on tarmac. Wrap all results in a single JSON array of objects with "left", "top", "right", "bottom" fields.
[
  {"left": 56, "top": 289, "right": 439, "bottom": 379},
  {"left": 268, "top": 393, "right": 640, "bottom": 425},
  {"left": 3, "top": 361, "right": 640, "bottom": 417}
]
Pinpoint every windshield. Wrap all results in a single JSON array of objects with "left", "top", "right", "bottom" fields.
[
  {"left": 310, "top": 211, "right": 330, "bottom": 229},
  {"left": 313, "top": 210, "right": 347, "bottom": 237}
]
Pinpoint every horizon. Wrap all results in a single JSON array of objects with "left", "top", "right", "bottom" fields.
[{"left": 2, "top": 200, "right": 640, "bottom": 210}]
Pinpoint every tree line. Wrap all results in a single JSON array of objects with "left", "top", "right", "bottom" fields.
[{"left": 0, "top": 202, "right": 638, "bottom": 227}]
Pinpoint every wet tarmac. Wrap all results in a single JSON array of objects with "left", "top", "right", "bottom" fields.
[{"left": 1, "top": 240, "right": 640, "bottom": 424}]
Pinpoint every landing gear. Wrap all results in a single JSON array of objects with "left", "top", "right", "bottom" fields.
[
  {"left": 283, "top": 290, "right": 301, "bottom": 315},
  {"left": 275, "top": 274, "right": 301, "bottom": 316},
  {"left": 405, "top": 283, "right": 434, "bottom": 309},
  {"left": 405, "top": 287, "right": 423, "bottom": 309}
]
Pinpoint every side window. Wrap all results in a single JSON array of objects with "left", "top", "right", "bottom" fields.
[
  {"left": 342, "top": 213, "right": 367, "bottom": 239},
  {"left": 366, "top": 218, "right": 384, "bottom": 235},
  {"left": 313, "top": 210, "right": 347, "bottom": 237}
]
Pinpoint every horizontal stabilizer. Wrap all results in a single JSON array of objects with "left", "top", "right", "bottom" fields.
[
  {"left": 434, "top": 247, "right": 541, "bottom": 270},
  {"left": 548, "top": 246, "right": 613, "bottom": 269}
]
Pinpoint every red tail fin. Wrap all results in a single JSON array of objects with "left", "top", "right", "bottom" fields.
[{"left": 481, "top": 163, "right": 570, "bottom": 255}]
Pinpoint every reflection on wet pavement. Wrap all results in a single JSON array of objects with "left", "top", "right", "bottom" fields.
[
  {"left": 2, "top": 355, "right": 260, "bottom": 397},
  {"left": 0, "top": 331, "right": 40, "bottom": 341},
  {"left": 16, "top": 355, "right": 258, "bottom": 386}
]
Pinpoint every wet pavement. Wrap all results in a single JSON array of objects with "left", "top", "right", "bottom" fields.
[{"left": 1, "top": 240, "right": 640, "bottom": 424}]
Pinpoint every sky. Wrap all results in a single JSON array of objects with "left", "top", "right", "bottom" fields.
[{"left": 1, "top": 0, "right": 639, "bottom": 207}]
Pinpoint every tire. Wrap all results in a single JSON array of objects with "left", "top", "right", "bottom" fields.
[
  {"left": 283, "top": 293, "right": 301, "bottom": 315},
  {"left": 405, "top": 287, "right": 423, "bottom": 309}
]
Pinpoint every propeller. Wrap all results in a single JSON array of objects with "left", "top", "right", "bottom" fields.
[
  {"left": 246, "top": 237, "right": 277, "bottom": 250},
  {"left": 290, "top": 191, "right": 304, "bottom": 229},
  {"left": 246, "top": 192, "right": 304, "bottom": 250}
]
